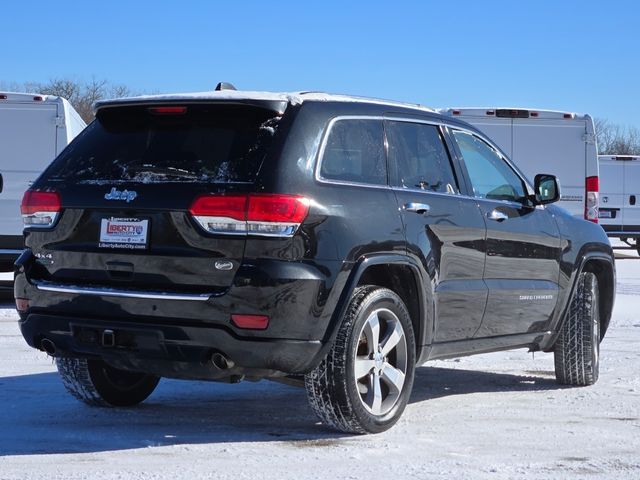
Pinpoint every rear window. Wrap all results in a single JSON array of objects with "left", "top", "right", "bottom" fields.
[
  {"left": 44, "top": 104, "right": 281, "bottom": 184},
  {"left": 319, "top": 119, "right": 386, "bottom": 185}
]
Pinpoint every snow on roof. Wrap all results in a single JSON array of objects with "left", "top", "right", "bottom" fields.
[{"left": 94, "top": 90, "right": 434, "bottom": 115}]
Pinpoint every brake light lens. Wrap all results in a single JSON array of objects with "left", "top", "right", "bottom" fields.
[
  {"left": 148, "top": 106, "right": 187, "bottom": 115},
  {"left": 585, "top": 176, "right": 599, "bottom": 223},
  {"left": 20, "top": 190, "right": 61, "bottom": 227},
  {"left": 189, "top": 194, "right": 310, "bottom": 236}
]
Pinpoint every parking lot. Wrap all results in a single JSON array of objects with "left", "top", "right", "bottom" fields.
[{"left": 0, "top": 251, "right": 639, "bottom": 480}]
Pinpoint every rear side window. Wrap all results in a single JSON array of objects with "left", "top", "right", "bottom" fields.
[
  {"left": 386, "top": 121, "right": 458, "bottom": 194},
  {"left": 319, "top": 119, "right": 386, "bottom": 185},
  {"left": 44, "top": 105, "right": 280, "bottom": 184}
]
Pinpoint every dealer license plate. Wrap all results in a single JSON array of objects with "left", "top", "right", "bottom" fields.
[
  {"left": 599, "top": 211, "right": 612, "bottom": 219},
  {"left": 99, "top": 218, "right": 149, "bottom": 250}
]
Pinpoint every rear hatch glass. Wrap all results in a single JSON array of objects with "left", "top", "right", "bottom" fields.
[
  {"left": 31, "top": 103, "right": 283, "bottom": 296},
  {"left": 45, "top": 104, "right": 280, "bottom": 184}
]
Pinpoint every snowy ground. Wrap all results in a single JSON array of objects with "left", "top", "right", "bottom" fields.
[{"left": 0, "top": 249, "right": 639, "bottom": 479}]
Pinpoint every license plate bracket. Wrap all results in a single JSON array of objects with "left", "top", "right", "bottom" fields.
[{"left": 99, "top": 217, "right": 149, "bottom": 250}]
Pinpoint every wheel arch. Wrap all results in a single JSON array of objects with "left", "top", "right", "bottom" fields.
[
  {"left": 316, "top": 254, "right": 431, "bottom": 365},
  {"left": 543, "top": 251, "right": 615, "bottom": 351},
  {"left": 581, "top": 256, "right": 615, "bottom": 339}
]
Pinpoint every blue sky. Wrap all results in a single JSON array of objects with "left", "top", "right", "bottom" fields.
[{"left": 3, "top": 1, "right": 639, "bottom": 127}]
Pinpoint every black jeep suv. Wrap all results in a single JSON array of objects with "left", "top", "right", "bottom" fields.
[{"left": 15, "top": 90, "right": 615, "bottom": 433}]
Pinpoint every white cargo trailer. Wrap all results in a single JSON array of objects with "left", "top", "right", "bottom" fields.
[
  {"left": 0, "top": 92, "right": 86, "bottom": 288},
  {"left": 437, "top": 108, "right": 599, "bottom": 222},
  {"left": 598, "top": 155, "right": 640, "bottom": 253}
]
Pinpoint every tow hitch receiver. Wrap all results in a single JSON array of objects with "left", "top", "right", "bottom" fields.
[{"left": 102, "top": 329, "right": 116, "bottom": 347}]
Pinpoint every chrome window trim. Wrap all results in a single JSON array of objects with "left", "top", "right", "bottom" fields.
[
  {"left": 315, "top": 114, "right": 460, "bottom": 191},
  {"left": 34, "top": 281, "right": 213, "bottom": 302}
]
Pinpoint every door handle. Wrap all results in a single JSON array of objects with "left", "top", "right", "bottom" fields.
[
  {"left": 403, "top": 202, "right": 431, "bottom": 215},
  {"left": 631, "top": 195, "right": 636, "bottom": 206},
  {"left": 487, "top": 209, "right": 509, "bottom": 222}
]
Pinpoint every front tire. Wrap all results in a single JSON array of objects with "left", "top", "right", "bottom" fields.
[
  {"left": 554, "top": 272, "right": 600, "bottom": 386},
  {"left": 56, "top": 357, "right": 160, "bottom": 407},
  {"left": 305, "top": 286, "right": 416, "bottom": 434}
]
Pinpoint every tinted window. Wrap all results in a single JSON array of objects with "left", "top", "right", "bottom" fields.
[
  {"left": 386, "top": 121, "right": 457, "bottom": 194},
  {"left": 452, "top": 130, "right": 526, "bottom": 202},
  {"left": 44, "top": 105, "right": 280, "bottom": 184},
  {"left": 320, "top": 119, "right": 386, "bottom": 185}
]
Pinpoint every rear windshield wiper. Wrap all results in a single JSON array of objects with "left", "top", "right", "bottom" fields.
[{"left": 133, "top": 165, "right": 199, "bottom": 179}]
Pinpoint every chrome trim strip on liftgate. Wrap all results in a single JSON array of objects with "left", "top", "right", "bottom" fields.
[
  {"left": 0, "top": 249, "right": 23, "bottom": 255},
  {"left": 34, "top": 282, "right": 212, "bottom": 301}
]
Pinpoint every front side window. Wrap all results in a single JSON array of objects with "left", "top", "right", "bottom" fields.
[
  {"left": 452, "top": 130, "right": 526, "bottom": 202},
  {"left": 386, "top": 121, "right": 458, "bottom": 194},
  {"left": 320, "top": 119, "right": 386, "bottom": 185}
]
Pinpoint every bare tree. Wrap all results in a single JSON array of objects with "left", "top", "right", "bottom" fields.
[
  {"left": 2, "top": 77, "right": 138, "bottom": 123},
  {"left": 595, "top": 118, "right": 640, "bottom": 155}
]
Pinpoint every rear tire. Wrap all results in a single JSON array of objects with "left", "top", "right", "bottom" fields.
[
  {"left": 305, "top": 286, "right": 416, "bottom": 434},
  {"left": 56, "top": 357, "right": 160, "bottom": 407},
  {"left": 554, "top": 272, "right": 600, "bottom": 386}
]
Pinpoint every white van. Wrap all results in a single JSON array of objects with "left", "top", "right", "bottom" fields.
[
  {"left": 437, "top": 108, "right": 599, "bottom": 222},
  {"left": 598, "top": 155, "right": 640, "bottom": 253},
  {"left": 0, "top": 92, "right": 86, "bottom": 288}
]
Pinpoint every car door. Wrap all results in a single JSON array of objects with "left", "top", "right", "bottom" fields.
[
  {"left": 449, "top": 128, "right": 562, "bottom": 337},
  {"left": 385, "top": 118, "right": 487, "bottom": 343}
]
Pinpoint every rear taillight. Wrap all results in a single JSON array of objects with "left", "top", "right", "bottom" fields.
[
  {"left": 20, "top": 190, "right": 61, "bottom": 227},
  {"left": 189, "top": 195, "right": 248, "bottom": 233},
  {"left": 15, "top": 298, "right": 29, "bottom": 313},
  {"left": 189, "top": 194, "right": 310, "bottom": 237},
  {"left": 585, "top": 176, "right": 599, "bottom": 223}
]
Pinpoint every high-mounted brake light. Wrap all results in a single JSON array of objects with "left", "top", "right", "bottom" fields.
[
  {"left": 189, "top": 194, "right": 310, "bottom": 237},
  {"left": 563, "top": 113, "right": 573, "bottom": 119},
  {"left": 148, "top": 106, "right": 187, "bottom": 115},
  {"left": 530, "top": 112, "right": 539, "bottom": 117},
  {"left": 0, "top": 94, "right": 7, "bottom": 100},
  {"left": 33, "top": 96, "right": 43, "bottom": 102},
  {"left": 485, "top": 110, "right": 495, "bottom": 116},
  {"left": 452, "top": 110, "right": 461, "bottom": 115},
  {"left": 585, "top": 176, "right": 599, "bottom": 223},
  {"left": 20, "top": 190, "right": 61, "bottom": 227}
]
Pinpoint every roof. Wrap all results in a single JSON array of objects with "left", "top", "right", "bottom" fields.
[
  {"left": 0, "top": 91, "right": 60, "bottom": 103},
  {"left": 436, "top": 107, "right": 590, "bottom": 120},
  {"left": 94, "top": 90, "right": 435, "bottom": 115}
]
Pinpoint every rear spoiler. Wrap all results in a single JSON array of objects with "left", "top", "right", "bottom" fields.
[{"left": 94, "top": 98, "right": 289, "bottom": 115}]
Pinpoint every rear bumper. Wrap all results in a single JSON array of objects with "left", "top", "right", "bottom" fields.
[
  {"left": 19, "top": 312, "right": 323, "bottom": 380},
  {"left": 601, "top": 225, "right": 640, "bottom": 239},
  {"left": 14, "top": 255, "right": 345, "bottom": 379}
]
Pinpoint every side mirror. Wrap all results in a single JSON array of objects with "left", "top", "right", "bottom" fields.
[{"left": 534, "top": 174, "right": 560, "bottom": 205}]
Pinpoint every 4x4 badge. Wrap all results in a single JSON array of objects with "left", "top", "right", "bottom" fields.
[{"left": 104, "top": 187, "right": 138, "bottom": 203}]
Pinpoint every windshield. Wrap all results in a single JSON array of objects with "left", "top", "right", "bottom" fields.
[{"left": 45, "top": 104, "right": 281, "bottom": 184}]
